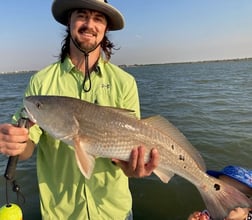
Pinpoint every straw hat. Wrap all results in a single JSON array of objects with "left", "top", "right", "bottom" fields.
[{"left": 51, "top": 0, "right": 124, "bottom": 30}]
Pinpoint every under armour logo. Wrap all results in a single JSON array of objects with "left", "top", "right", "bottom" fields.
[{"left": 101, "top": 84, "right": 110, "bottom": 89}]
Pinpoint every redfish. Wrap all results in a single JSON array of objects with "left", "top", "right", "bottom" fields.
[{"left": 24, "top": 95, "right": 252, "bottom": 220}]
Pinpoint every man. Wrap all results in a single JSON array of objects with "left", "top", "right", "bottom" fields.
[{"left": 0, "top": 0, "right": 159, "bottom": 219}]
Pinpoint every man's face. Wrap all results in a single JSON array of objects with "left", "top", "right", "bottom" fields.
[{"left": 69, "top": 9, "right": 107, "bottom": 53}]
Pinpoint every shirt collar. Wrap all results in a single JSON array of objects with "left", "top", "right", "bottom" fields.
[{"left": 62, "top": 56, "right": 103, "bottom": 76}]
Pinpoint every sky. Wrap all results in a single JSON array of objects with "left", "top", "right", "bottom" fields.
[{"left": 1, "top": 0, "right": 252, "bottom": 72}]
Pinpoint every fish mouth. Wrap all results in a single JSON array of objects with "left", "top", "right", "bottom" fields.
[
  {"left": 23, "top": 99, "right": 37, "bottom": 123},
  {"left": 24, "top": 107, "right": 37, "bottom": 123}
]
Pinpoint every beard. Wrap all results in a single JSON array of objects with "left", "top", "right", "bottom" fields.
[{"left": 73, "top": 37, "right": 98, "bottom": 53}]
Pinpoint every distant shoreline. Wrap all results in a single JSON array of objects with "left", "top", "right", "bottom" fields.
[
  {"left": 0, "top": 70, "right": 37, "bottom": 75},
  {"left": 1, "top": 57, "right": 252, "bottom": 74},
  {"left": 118, "top": 57, "right": 252, "bottom": 68}
]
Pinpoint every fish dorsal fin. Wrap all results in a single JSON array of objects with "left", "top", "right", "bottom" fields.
[
  {"left": 142, "top": 115, "right": 206, "bottom": 171},
  {"left": 103, "top": 106, "right": 137, "bottom": 119}
]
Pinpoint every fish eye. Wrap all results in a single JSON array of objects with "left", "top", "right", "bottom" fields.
[{"left": 36, "top": 102, "right": 42, "bottom": 109}]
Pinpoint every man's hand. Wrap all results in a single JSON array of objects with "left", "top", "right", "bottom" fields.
[
  {"left": 188, "top": 211, "right": 210, "bottom": 220},
  {"left": 112, "top": 146, "right": 159, "bottom": 178},
  {"left": 0, "top": 123, "right": 35, "bottom": 160},
  {"left": 0, "top": 123, "right": 29, "bottom": 156}
]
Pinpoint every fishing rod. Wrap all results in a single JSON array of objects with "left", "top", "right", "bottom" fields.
[{"left": 0, "top": 110, "right": 29, "bottom": 219}]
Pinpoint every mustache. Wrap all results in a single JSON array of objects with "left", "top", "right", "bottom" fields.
[{"left": 78, "top": 26, "right": 97, "bottom": 37}]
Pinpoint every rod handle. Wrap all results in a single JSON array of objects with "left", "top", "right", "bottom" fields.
[{"left": 4, "top": 118, "right": 29, "bottom": 181}]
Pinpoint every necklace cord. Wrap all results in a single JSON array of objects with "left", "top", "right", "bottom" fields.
[
  {"left": 83, "top": 54, "right": 91, "bottom": 92},
  {"left": 70, "top": 34, "right": 101, "bottom": 92}
]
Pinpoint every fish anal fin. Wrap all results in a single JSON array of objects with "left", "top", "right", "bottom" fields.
[
  {"left": 154, "top": 167, "right": 174, "bottom": 183},
  {"left": 74, "top": 136, "right": 95, "bottom": 179}
]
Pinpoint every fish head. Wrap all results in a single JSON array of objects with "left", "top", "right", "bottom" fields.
[{"left": 23, "top": 96, "right": 79, "bottom": 142}]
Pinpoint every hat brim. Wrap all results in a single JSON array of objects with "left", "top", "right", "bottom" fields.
[
  {"left": 207, "top": 166, "right": 252, "bottom": 188},
  {"left": 52, "top": 0, "right": 124, "bottom": 31},
  {"left": 207, "top": 170, "right": 223, "bottom": 178}
]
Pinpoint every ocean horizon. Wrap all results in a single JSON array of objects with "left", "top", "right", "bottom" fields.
[{"left": 1, "top": 57, "right": 252, "bottom": 74}]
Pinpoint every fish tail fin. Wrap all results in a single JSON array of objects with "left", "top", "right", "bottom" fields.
[{"left": 197, "top": 177, "right": 252, "bottom": 220}]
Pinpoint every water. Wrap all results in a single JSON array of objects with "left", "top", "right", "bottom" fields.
[{"left": 0, "top": 60, "right": 252, "bottom": 219}]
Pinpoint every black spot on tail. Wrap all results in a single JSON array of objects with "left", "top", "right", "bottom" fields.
[{"left": 214, "top": 183, "right": 220, "bottom": 191}]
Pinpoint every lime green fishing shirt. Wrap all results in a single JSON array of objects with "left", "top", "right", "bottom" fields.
[{"left": 14, "top": 57, "right": 140, "bottom": 220}]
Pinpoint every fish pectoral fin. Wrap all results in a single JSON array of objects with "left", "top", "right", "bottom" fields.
[
  {"left": 154, "top": 168, "right": 174, "bottom": 183},
  {"left": 74, "top": 137, "right": 95, "bottom": 179}
]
